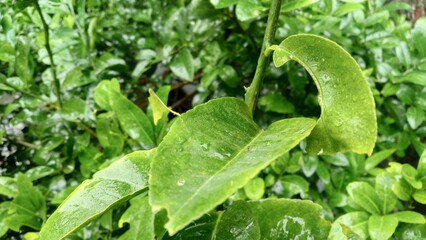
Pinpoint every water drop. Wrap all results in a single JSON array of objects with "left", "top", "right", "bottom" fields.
[
  {"left": 289, "top": 55, "right": 294, "bottom": 59},
  {"left": 177, "top": 179, "right": 186, "bottom": 186}
]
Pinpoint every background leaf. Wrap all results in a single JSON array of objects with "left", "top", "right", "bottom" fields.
[
  {"left": 368, "top": 214, "right": 398, "bottom": 240},
  {"left": 170, "top": 48, "right": 194, "bottom": 82}
]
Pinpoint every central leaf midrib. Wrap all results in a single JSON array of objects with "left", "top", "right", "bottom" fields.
[{"left": 170, "top": 128, "right": 265, "bottom": 220}]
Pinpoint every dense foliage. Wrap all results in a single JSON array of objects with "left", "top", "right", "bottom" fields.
[{"left": 1, "top": 0, "right": 425, "bottom": 239}]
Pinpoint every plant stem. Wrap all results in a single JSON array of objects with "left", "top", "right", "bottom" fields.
[
  {"left": 244, "top": 0, "right": 281, "bottom": 115},
  {"left": 35, "top": 1, "right": 62, "bottom": 108}
]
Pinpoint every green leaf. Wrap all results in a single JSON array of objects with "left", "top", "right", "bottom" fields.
[
  {"left": 368, "top": 214, "right": 398, "bottom": 240},
  {"left": 15, "top": 37, "right": 32, "bottom": 86},
  {"left": 413, "top": 190, "right": 426, "bottom": 204},
  {"left": 4, "top": 173, "right": 46, "bottom": 232},
  {"left": 94, "top": 53, "right": 126, "bottom": 75},
  {"left": 0, "top": 176, "right": 18, "bottom": 198},
  {"left": 243, "top": 177, "right": 265, "bottom": 200},
  {"left": 258, "top": 93, "right": 295, "bottom": 114},
  {"left": 375, "top": 173, "right": 397, "bottom": 214},
  {"left": 395, "top": 223, "right": 426, "bottom": 240},
  {"left": 347, "top": 182, "right": 381, "bottom": 214},
  {"left": 0, "top": 202, "right": 9, "bottom": 237},
  {"left": 365, "top": 149, "right": 395, "bottom": 170},
  {"left": 94, "top": 79, "right": 121, "bottom": 111},
  {"left": 148, "top": 88, "right": 179, "bottom": 125},
  {"left": 218, "top": 65, "right": 240, "bottom": 88},
  {"left": 392, "top": 179, "right": 413, "bottom": 201},
  {"left": 281, "top": 0, "right": 320, "bottom": 12},
  {"left": 334, "top": 211, "right": 370, "bottom": 239},
  {"left": 164, "top": 212, "right": 220, "bottom": 239},
  {"left": 216, "top": 199, "right": 331, "bottom": 239},
  {"left": 406, "top": 106, "right": 425, "bottom": 130},
  {"left": 118, "top": 194, "right": 154, "bottom": 240},
  {"left": 413, "top": 17, "right": 426, "bottom": 57},
  {"left": 96, "top": 114, "right": 124, "bottom": 158},
  {"left": 402, "top": 164, "right": 422, "bottom": 189},
  {"left": 150, "top": 97, "right": 316, "bottom": 234},
  {"left": 281, "top": 174, "right": 310, "bottom": 198},
  {"left": 60, "top": 97, "right": 87, "bottom": 121},
  {"left": 236, "top": 0, "right": 265, "bottom": 22},
  {"left": 393, "top": 71, "right": 426, "bottom": 86},
  {"left": 40, "top": 150, "right": 153, "bottom": 240},
  {"left": 317, "top": 161, "right": 330, "bottom": 184},
  {"left": 418, "top": 149, "right": 426, "bottom": 178},
  {"left": 110, "top": 89, "right": 156, "bottom": 149},
  {"left": 333, "top": 3, "right": 364, "bottom": 16},
  {"left": 170, "top": 48, "right": 194, "bottom": 82},
  {"left": 394, "top": 211, "right": 426, "bottom": 224},
  {"left": 25, "top": 166, "right": 56, "bottom": 181},
  {"left": 209, "top": 0, "right": 239, "bottom": 9},
  {"left": 270, "top": 34, "right": 377, "bottom": 155}
]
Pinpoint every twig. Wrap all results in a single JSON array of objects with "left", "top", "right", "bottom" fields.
[{"left": 35, "top": 1, "right": 62, "bottom": 107}]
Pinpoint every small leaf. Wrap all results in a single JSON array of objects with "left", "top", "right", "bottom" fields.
[
  {"left": 94, "top": 53, "right": 126, "bottom": 75},
  {"left": 235, "top": 0, "right": 265, "bottom": 22},
  {"left": 40, "top": 150, "right": 153, "bottom": 240},
  {"left": 218, "top": 65, "right": 240, "bottom": 88},
  {"left": 408, "top": 106, "right": 426, "bottom": 130},
  {"left": 368, "top": 214, "right": 398, "bottom": 240},
  {"left": 0, "top": 177, "right": 17, "bottom": 198},
  {"left": 148, "top": 88, "right": 179, "bottom": 125},
  {"left": 118, "top": 194, "right": 154, "bottom": 240},
  {"left": 0, "top": 202, "right": 9, "bottom": 237},
  {"left": 281, "top": 174, "right": 309, "bottom": 198},
  {"left": 392, "top": 179, "right": 413, "bottom": 201},
  {"left": 316, "top": 161, "right": 331, "bottom": 184},
  {"left": 365, "top": 149, "right": 395, "bottom": 170},
  {"left": 413, "top": 190, "right": 426, "bottom": 204},
  {"left": 258, "top": 93, "right": 295, "bottom": 114},
  {"left": 110, "top": 90, "right": 156, "bottom": 149},
  {"left": 334, "top": 211, "right": 369, "bottom": 239},
  {"left": 393, "top": 71, "right": 426, "bottom": 86},
  {"left": 60, "top": 97, "right": 87, "bottom": 121},
  {"left": 413, "top": 17, "right": 426, "bottom": 57},
  {"left": 394, "top": 211, "right": 426, "bottom": 224},
  {"left": 150, "top": 98, "right": 316, "bottom": 234},
  {"left": 402, "top": 164, "right": 422, "bottom": 189},
  {"left": 282, "top": 0, "right": 319, "bottom": 12},
  {"left": 418, "top": 149, "right": 426, "bottom": 178},
  {"left": 347, "top": 182, "right": 381, "bottom": 215},
  {"left": 170, "top": 48, "right": 194, "bottom": 82},
  {"left": 243, "top": 177, "right": 265, "bottom": 200},
  {"left": 94, "top": 79, "right": 121, "bottom": 111},
  {"left": 25, "top": 166, "right": 56, "bottom": 181},
  {"left": 209, "top": 0, "right": 239, "bottom": 9},
  {"left": 375, "top": 173, "right": 397, "bottom": 214},
  {"left": 270, "top": 34, "right": 377, "bottom": 155},
  {"left": 95, "top": 115, "right": 124, "bottom": 158},
  {"left": 15, "top": 37, "right": 32, "bottom": 86},
  {"left": 216, "top": 199, "right": 331, "bottom": 239}
]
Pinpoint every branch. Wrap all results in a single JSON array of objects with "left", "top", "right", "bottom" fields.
[{"left": 244, "top": 0, "right": 282, "bottom": 115}]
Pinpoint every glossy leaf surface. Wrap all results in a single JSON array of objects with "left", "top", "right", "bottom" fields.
[
  {"left": 394, "top": 211, "right": 426, "bottom": 224},
  {"left": 170, "top": 48, "right": 194, "bottom": 82},
  {"left": 270, "top": 34, "right": 377, "bottom": 155},
  {"left": 150, "top": 97, "right": 316, "bottom": 234},
  {"left": 334, "top": 211, "right": 369, "bottom": 239},
  {"left": 216, "top": 199, "right": 331, "bottom": 239},
  {"left": 40, "top": 150, "right": 153, "bottom": 240}
]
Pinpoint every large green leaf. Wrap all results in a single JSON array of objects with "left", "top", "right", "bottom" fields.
[
  {"left": 216, "top": 199, "right": 331, "bottom": 239},
  {"left": 334, "top": 211, "right": 370, "bottom": 239},
  {"left": 269, "top": 34, "right": 377, "bottom": 155},
  {"left": 150, "top": 97, "right": 316, "bottom": 234},
  {"left": 40, "top": 150, "right": 153, "bottom": 240}
]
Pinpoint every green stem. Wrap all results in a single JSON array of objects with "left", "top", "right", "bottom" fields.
[
  {"left": 35, "top": 1, "right": 62, "bottom": 108},
  {"left": 244, "top": 0, "right": 281, "bottom": 115}
]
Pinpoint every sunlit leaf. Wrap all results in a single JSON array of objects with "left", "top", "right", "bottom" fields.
[
  {"left": 347, "top": 182, "right": 381, "bottom": 214},
  {"left": 270, "top": 34, "right": 377, "bottom": 155},
  {"left": 170, "top": 48, "right": 194, "bottom": 82},
  {"left": 394, "top": 211, "right": 426, "bottom": 224},
  {"left": 150, "top": 97, "right": 316, "bottom": 234},
  {"left": 368, "top": 214, "right": 398, "bottom": 240},
  {"left": 118, "top": 194, "right": 154, "bottom": 240}
]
